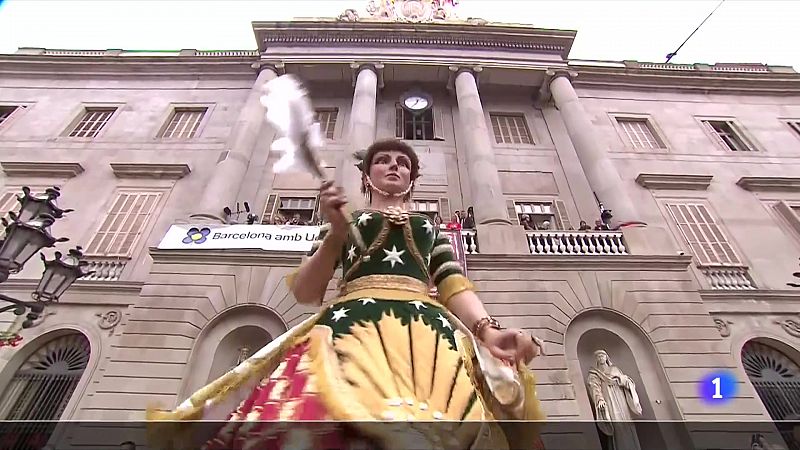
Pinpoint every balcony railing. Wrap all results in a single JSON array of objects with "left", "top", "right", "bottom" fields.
[
  {"left": 81, "top": 257, "right": 128, "bottom": 281},
  {"left": 439, "top": 228, "right": 480, "bottom": 254},
  {"left": 699, "top": 265, "right": 756, "bottom": 290},
  {"left": 525, "top": 231, "right": 628, "bottom": 256}
]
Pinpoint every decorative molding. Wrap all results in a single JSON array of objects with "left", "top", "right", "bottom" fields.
[
  {"left": 736, "top": 176, "right": 800, "bottom": 192},
  {"left": 253, "top": 61, "right": 285, "bottom": 75},
  {"left": 712, "top": 317, "right": 733, "bottom": 338},
  {"left": 110, "top": 163, "right": 190, "bottom": 180},
  {"left": 350, "top": 62, "right": 385, "bottom": 88},
  {"left": 0, "top": 161, "right": 85, "bottom": 179},
  {"left": 96, "top": 309, "right": 122, "bottom": 335},
  {"left": 0, "top": 279, "right": 143, "bottom": 298},
  {"left": 774, "top": 318, "right": 800, "bottom": 338},
  {"left": 149, "top": 248, "right": 303, "bottom": 267},
  {"left": 635, "top": 173, "right": 713, "bottom": 191},
  {"left": 466, "top": 254, "right": 693, "bottom": 272}
]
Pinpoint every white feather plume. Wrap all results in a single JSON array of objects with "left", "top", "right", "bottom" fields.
[{"left": 260, "top": 74, "right": 326, "bottom": 176}]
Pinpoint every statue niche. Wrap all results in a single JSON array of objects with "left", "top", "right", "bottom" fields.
[{"left": 586, "top": 349, "right": 643, "bottom": 450}]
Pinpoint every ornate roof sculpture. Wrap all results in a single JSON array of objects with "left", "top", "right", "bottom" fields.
[{"left": 337, "top": 0, "right": 488, "bottom": 25}]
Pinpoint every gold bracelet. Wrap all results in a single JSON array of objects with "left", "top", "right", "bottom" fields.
[{"left": 472, "top": 316, "right": 502, "bottom": 342}]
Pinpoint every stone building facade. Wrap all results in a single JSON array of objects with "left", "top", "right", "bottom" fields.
[{"left": 0, "top": 10, "right": 799, "bottom": 450}]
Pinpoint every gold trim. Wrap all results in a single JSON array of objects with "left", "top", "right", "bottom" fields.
[
  {"left": 402, "top": 220, "right": 430, "bottom": 282},
  {"left": 437, "top": 274, "right": 475, "bottom": 307},
  {"left": 339, "top": 274, "right": 429, "bottom": 296},
  {"left": 342, "top": 219, "right": 391, "bottom": 283}
]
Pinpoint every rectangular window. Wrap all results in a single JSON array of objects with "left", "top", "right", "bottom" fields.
[
  {"left": 702, "top": 120, "right": 753, "bottom": 152},
  {"left": 275, "top": 197, "right": 316, "bottom": 224},
  {"left": 86, "top": 192, "right": 161, "bottom": 257},
  {"left": 69, "top": 108, "right": 116, "bottom": 138},
  {"left": 0, "top": 106, "right": 24, "bottom": 128},
  {"left": 490, "top": 114, "right": 533, "bottom": 144},
  {"left": 409, "top": 199, "right": 439, "bottom": 220},
  {"left": 160, "top": 108, "right": 206, "bottom": 139},
  {"left": 514, "top": 202, "right": 556, "bottom": 230},
  {"left": 315, "top": 108, "right": 338, "bottom": 140},
  {"left": 395, "top": 104, "right": 443, "bottom": 141},
  {"left": 666, "top": 203, "right": 741, "bottom": 266},
  {"left": 616, "top": 118, "right": 663, "bottom": 149},
  {"left": 787, "top": 121, "right": 800, "bottom": 138}
]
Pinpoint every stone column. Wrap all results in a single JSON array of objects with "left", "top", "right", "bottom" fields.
[
  {"left": 452, "top": 66, "right": 529, "bottom": 254},
  {"left": 191, "top": 63, "right": 281, "bottom": 222},
  {"left": 337, "top": 63, "right": 382, "bottom": 209},
  {"left": 548, "top": 71, "right": 638, "bottom": 224}
]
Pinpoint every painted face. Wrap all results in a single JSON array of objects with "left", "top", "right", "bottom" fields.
[{"left": 368, "top": 150, "right": 412, "bottom": 196}]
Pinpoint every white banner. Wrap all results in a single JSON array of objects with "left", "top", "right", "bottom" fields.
[{"left": 157, "top": 224, "right": 321, "bottom": 252}]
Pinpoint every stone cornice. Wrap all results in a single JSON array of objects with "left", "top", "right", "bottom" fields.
[
  {"left": 466, "top": 254, "right": 693, "bottom": 271},
  {"left": 110, "top": 163, "right": 191, "bottom": 180},
  {"left": 252, "top": 21, "right": 576, "bottom": 59},
  {"left": 0, "top": 161, "right": 85, "bottom": 178},
  {"left": 636, "top": 173, "right": 713, "bottom": 191},
  {"left": 570, "top": 63, "right": 800, "bottom": 94},
  {"left": 1, "top": 278, "right": 143, "bottom": 298},
  {"left": 149, "top": 248, "right": 303, "bottom": 267},
  {"left": 736, "top": 176, "right": 800, "bottom": 192}
]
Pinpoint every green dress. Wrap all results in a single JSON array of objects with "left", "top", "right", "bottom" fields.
[{"left": 148, "top": 209, "right": 544, "bottom": 450}]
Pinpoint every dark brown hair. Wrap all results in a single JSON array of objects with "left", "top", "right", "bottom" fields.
[{"left": 360, "top": 138, "right": 420, "bottom": 194}]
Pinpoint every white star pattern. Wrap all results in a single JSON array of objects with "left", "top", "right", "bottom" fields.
[
  {"left": 422, "top": 220, "right": 434, "bottom": 235},
  {"left": 347, "top": 245, "right": 357, "bottom": 262},
  {"left": 357, "top": 212, "right": 373, "bottom": 227},
  {"left": 436, "top": 314, "right": 452, "bottom": 329},
  {"left": 410, "top": 300, "right": 427, "bottom": 310},
  {"left": 360, "top": 297, "right": 376, "bottom": 305},
  {"left": 331, "top": 307, "right": 349, "bottom": 322},
  {"left": 382, "top": 245, "right": 406, "bottom": 268}
]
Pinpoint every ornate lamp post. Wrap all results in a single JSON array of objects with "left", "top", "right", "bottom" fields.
[{"left": 0, "top": 186, "right": 92, "bottom": 347}]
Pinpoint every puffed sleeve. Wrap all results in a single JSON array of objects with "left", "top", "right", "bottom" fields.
[{"left": 429, "top": 229, "right": 474, "bottom": 307}]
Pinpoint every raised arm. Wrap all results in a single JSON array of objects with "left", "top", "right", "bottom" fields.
[{"left": 288, "top": 181, "right": 349, "bottom": 305}]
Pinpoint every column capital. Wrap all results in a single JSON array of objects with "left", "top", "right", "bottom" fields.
[
  {"left": 252, "top": 61, "right": 285, "bottom": 75},
  {"left": 446, "top": 65, "right": 483, "bottom": 91},
  {"left": 350, "top": 62, "right": 385, "bottom": 89},
  {"left": 536, "top": 68, "right": 578, "bottom": 106}
]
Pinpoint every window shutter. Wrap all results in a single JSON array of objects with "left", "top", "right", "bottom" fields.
[
  {"left": 86, "top": 192, "right": 160, "bottom": 257},
  {"left": 432, "top": 106, "right": 446, "bottom": 141},
  {"left": 261, "top": 193, "right": 280, "bottom": 224},
  {"left": 312, "top": 194, "right": 321, "bottom": 223},
  {"left": 395, "top": 103, "right": 404, "bottom": 139},
  {"left": 666, "top": 203, "right": 741, "bottom": 266},
  {"left": 773, "top": 201, "right": 800, "bottom": 237},
  {"left": 0, "top": 192, "right": 19, "bottom": 239},
  {"left": 506, "top": 200, "right": 519, "bottom": 225},
  {"left": 702, "top": 121, "right": 729, "bottom": 151},
  {"left": 438, "top": 197, "right": 451, "bottom": 223},
  {"left": 554, "top": 200, "right": 572, "bottom": 230}
]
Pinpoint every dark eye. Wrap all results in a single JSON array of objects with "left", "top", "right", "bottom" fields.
[{"left": 398, "top": 158, "right": 410, "bottom": 168}]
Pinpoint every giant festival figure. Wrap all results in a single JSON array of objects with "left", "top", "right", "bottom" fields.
[{"left": 148, "top": 75, "right": 545, "bottom": 449}]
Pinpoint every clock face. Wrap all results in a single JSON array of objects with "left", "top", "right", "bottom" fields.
[{"left": 403, "top": 95, "right": 429, "bottom": 111}]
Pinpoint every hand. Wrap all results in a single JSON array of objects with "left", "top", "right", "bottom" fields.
[
  {"left": 480, "top": 327, "right": 542, "bottom": 366},
  {"left": 319, "top": 181, "right": 349, "bottom": 241},
  {"left": 597, "top": 399, "right": 608, "bottom": 415}
]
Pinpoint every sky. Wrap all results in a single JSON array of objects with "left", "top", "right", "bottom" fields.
[{"left": 0, "top": 0, "right": 798, "bottom": 69}]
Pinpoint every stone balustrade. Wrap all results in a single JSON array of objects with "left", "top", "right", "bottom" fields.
[
  {"left": 81, "top": 257, "right": 128, "bottom": 281},
  {"left": 525, "top": 231, "right": 628, "bottom": 256},
  {"left": 699, "top": 265, "right": 756, "bottom": 290}
]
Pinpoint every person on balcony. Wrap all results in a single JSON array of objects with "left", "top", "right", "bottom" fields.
[
  {"left": 578, "top": 220, "right": 591, "bottom": 231},
  {"left": 462, "top": 206, "right": 476, "bottom": 229},
  {"left": 520, "top": 214, "right": 535, "bottom": 231},
  {"left": 433, "top": 212, "right": 443, "bottom": 229},
  {"left": 148, "top": 139, "right": 545, "bottom": 449},
  {"left": 446, "top": 212, "right": 462, "bottom": 230}
]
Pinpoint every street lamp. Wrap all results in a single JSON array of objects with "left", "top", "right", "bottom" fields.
[{"left": 0, "top": 186, "right": 92, "bottom": 347}]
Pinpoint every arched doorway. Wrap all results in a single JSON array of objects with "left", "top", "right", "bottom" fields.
[
  {"left": 741, "top": 340, "right": 800, "bottom": 450},
  {"left": 0, "top": 332, "right": 90, "bottom": 449}
]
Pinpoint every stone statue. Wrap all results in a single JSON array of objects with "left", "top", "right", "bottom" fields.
[
  {"left": 586, "top": 349, "right": 643, "bottom": 450},
  {"left": 337, "top": 8, "right": 360, "bottom": 22}
]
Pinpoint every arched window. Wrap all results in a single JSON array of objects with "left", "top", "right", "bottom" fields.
[
  {"left": 0, "top": 333, "right": 90, "bottom": 449},
  {"left": 742, "top": 340, "right": 800, "bottom": 450}
]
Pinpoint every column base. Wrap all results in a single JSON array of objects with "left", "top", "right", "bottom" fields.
[{"left": 475, "top": 223, "right": 530, "bottom": 255}]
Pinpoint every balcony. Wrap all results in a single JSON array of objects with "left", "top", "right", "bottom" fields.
[
  {"left": 699, "top": 265, "right": 756, "bottom": 290},
  {"left": 81, "top": 256, "right": 128, "bottom": 281},
  {"left": 437, "top": 229, "right": 629, "bottom": 256},
  {"left": 525, "top": 230, "right": 628, "bottom": 256}
]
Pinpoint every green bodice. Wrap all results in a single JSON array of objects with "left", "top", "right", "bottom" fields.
[{"left": 310, "top": 209, "right": 463, "bottom": 287}]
